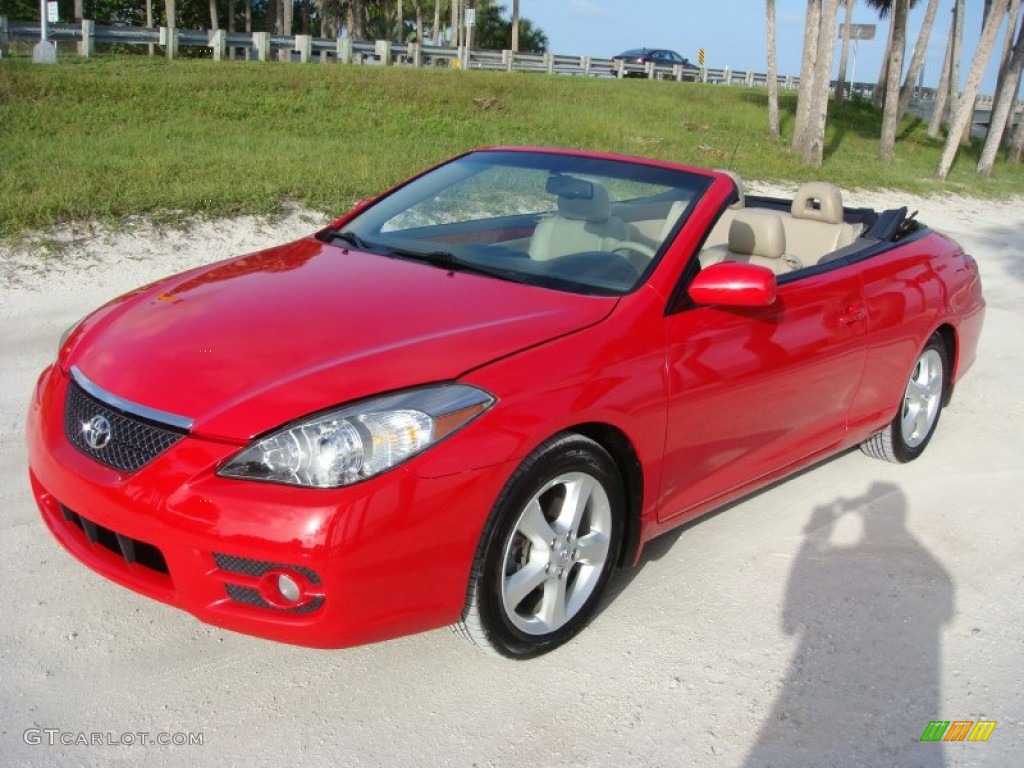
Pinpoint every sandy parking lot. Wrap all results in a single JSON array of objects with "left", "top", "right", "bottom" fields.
[{"left": 1, "top": 192, "right": 1022, "bottom": 767}]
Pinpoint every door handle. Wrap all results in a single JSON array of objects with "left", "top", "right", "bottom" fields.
[{"left": 840, "top": 306, "right": 867, "bottom": 326}]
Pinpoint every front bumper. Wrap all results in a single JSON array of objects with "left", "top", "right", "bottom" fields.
[{"left": 27, "top": 365, "right": 508, "bottom": 649}]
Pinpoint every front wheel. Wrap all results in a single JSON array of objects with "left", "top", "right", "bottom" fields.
[
  {"left": 861, "top": 333, "right": 949, "bottom": 463},
  {"left": 453, "top": 434, "right": 624, "bottom": 658}
]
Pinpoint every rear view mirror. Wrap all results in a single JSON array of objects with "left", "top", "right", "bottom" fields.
[
  {"left": 688, "top": 262, "right": 777, "bottom": 307},
  {"left": 546, "top": 175, "right": 594, "bottom": 200}
]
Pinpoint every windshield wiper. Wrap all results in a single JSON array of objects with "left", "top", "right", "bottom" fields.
[
  {"left": 319, "top": 228, "right": 375, "bottom": 251},
  {"left": 386, "top": 246, "right": 462, "bottom": 270},
  {"left": 385, "top": 246, "right": 537, "bottom": 285}
]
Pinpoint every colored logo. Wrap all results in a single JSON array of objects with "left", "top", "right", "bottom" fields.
[{"left": 920, "top": 720, "right": 996, "bottom": 742}]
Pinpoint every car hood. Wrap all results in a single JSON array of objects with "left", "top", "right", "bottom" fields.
[{"left": 62, "top": 238, "right": 616, "bottom": 440}]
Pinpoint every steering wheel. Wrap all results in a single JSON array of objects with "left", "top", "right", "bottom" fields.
[{"left": 609, "top": 240, "right": 658, "bottom": 260}]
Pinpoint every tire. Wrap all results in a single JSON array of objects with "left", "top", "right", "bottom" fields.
[
  {"left": 860, "top": 333, "right": 949, "bottom": 463},
  {"left": 453, "top": 433, "right": 624, "bottom": 658}
]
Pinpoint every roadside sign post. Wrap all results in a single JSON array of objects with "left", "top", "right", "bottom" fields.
[
  {"left": 32, "top": 0, "right": 57, "bottom": 63},
  {"left": 840, "top": 23, "right": 876, "bottom": 91},
  {"left": 463, "top": 6, "right": 475, "bottom": 70}
]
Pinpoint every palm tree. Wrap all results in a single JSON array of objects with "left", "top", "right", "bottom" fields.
[
  {"left": 433, "top": 0, "right": 443, "bottom": 44},
  {"left": 896, "top": 0, "right": 940, "bottom": 122},
  {"left": 994, "top": 0, "right": 1023, "bottom": 145},
  {"left": 511, "top": 0, "right": 520, "bottom": 52},
  {"left": 1010, "top": 120, "right": 1024, "bottom": 164},
  {"left": 878, "top": 0, "right": 909, "bottom": 161},
  {"left": 835, "top": 0, "right": 855, "bottom": 102},
  {"left": 978, "top": 9, "right": 1024, "bottom": 175},
  {"left": 804, "top": 0, "right": 841, "bottom": 165},
  {"left": 792, "top": 0, "right": 823, "bottom": 152},
  {"left": 767, "top": 0, "right": 780, "bottom": 137},
  {"left": 867, "top": 0, "right": 894, "bottom": 108},
  {"left": 927, "top": 6, "right": 956, "bottom": 137},
  {"left": 936, "top": 0, "right": 1010, "bottom": 179}
]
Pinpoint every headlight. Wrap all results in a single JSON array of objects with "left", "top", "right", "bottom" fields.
[
  {"left": 218, "top": 384, "right": 494, "bottom": 488},
  {"left": 58, "top": 318, "right": 84, "bottom": 358}
]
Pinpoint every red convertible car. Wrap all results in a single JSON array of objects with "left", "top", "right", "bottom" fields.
[{"left": 27, "top": 148, "right": 984, "bottom": 658}]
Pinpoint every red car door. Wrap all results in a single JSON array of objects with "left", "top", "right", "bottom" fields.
[{"left": 657, "top": 267, "right": 868, "bottom": 523}]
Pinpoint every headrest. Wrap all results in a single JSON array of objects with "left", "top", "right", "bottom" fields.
[
  {"left": 556, "top": 180, "right": 611, "bottom": 223},
  {"left": 728, "top": 210, "right": 786, "bottom": 259},
  {"left": 714, "top": 169, "right": 745, "bottom": 210},
  {"left": 791, "top": 182, "right": 844, "bottom": 224}
]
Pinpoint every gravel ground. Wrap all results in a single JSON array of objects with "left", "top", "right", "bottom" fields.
[{"left": 1, "top": 193, "right": 1022, "bottom": 767}]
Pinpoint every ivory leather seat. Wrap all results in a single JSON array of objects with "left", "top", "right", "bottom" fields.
[
  {"left": 529, "top": 180, "right": 628, "bottom": 261},
  {"left": 781, "top": 182, "right": 861, "bottom": 264},
  {"left": 698, "top": 209, "right": 803, "bottom": 275},
  {"left": 703, "top": 170, "right": 746, "bottom": 247}
]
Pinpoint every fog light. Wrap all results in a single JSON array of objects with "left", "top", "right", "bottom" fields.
[
  {"left": 277, "top": 573, "right": 301, "bottom": 603},
  {"left": 257, "top": 567, "right": 314, "bottom": 609}
]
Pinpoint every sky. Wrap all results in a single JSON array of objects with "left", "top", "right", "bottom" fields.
[{"left": 518, "top": 0, "right": 1022, "bottom": 97}]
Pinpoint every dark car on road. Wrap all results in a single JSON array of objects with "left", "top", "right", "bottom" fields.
[{"left": 614, "top": 48, "right": 695, "bottom": 77}]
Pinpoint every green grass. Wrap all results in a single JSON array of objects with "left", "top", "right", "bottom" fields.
[{"left": 1, "top": 57, "right": 1022, "bottom": 239}]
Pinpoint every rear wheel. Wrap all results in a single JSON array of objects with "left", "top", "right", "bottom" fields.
[
  {"left": 453, "top": 434, "right": 624, "bottom": 658},
  {"left": 861, "top": 333, "right": 948, "bottom": 463}
]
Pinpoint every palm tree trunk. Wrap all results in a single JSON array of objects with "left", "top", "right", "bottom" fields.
[
  {"left": 873, "top": 17, "right": 895, "bottom": 108},
  {"left": 835, "top": 0, "right": 854, "bottom": 102},
  {"left": 996, "top": 0, "right": 1022, "bottom": 144},
  {"left": 978, "top": 18, "right": 1024, "bottom": 175},
  {"left": 512, "top": 0, "right": 520, "bottom": 52},
  {"left": 351, "top": 0, "right": 365, "bottom": 39},
  {"left": 433, "top": 0, "right": 442, "bottom": 44},
  {"left": 879, "top": 0, "right": 909, "bottom": 160},
  {"left": 146, "top": 0, "right": 154, "bottom": 56},
  {"left": 948, "top": 0, "right": 965, "bottom": 142},
  {"left": 415, "top": 1, "right": 424, "bottom": 43},
  {"left": 936, "top": 0, "right": 1010, "bottom": 179},
  {"left": 896, "top": 0, "right": 940, "bottom": 123},
  {"left": 228, "top": 0, "right": 235, "bottom": 58},
  {"left": 927, "top": 8, "right": 955, "bottom": 137},
  {"left": 1009, "top": 117, "right": 1024, "bottom": 163},
  {"left": 767, "top": 0, "right": 781, "bottom": 138},
  {"left": 804, "top": 0, "right": 841, "bottom": 165},
  {"left": 452, "top": 0, "right": 460, "bottom": 48},
  {"left": 793, "top": 0, "right": 823, "bottom": 153}
]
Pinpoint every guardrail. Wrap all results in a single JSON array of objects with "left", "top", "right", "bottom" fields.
[
  {"left": 4, "top": 15, "right": 1019, "bottom": 115},
  {"left": 1, "top": 17, "right": 812, "bottom": 89}
]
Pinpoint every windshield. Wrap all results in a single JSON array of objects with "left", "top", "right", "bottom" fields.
[{"left": 331, "top": 150, "right": 712, "bottom": 296}]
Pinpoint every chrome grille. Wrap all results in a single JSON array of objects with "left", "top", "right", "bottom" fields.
[{"left": 64, "top": 381, "right": 186, "bottom": 472}]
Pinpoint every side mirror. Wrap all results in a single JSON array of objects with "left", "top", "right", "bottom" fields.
[{"left": 688, "top": 262, "right": 777, "bottom": 307}]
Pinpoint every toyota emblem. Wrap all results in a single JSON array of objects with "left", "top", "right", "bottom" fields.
[{"left": 82, "top": 415, "right": 112, "bottom": 450}]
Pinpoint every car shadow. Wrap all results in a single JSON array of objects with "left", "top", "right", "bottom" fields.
[
  {"left": 972, "top": 222, "right": 1024, "bottom": 285},
  {"left": 603, "top": 447, "right": 855, "bottom": 602},
  {"left": 740, "top": 481, "right": 953, "bottom": 766}
]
